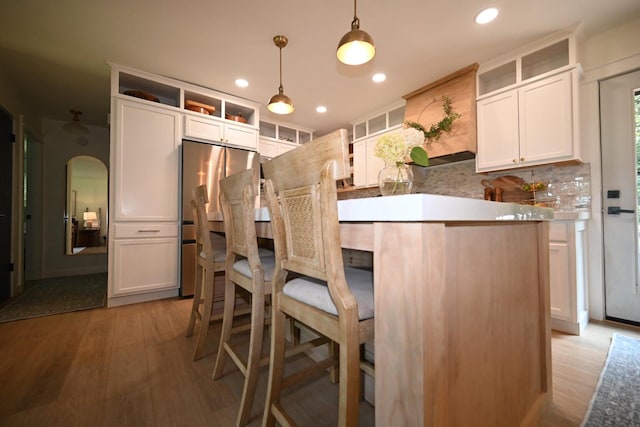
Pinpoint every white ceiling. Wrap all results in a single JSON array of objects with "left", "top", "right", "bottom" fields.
[{"left": 2, "top": 0, "right": 640, "bottom": 136}]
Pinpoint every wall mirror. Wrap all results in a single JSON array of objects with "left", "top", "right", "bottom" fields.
[{"left": 65, "top": 156, "right": 108, "bottom": 255}]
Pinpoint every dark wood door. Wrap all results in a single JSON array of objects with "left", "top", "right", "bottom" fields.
[{"left": 0, "top": 109, "right": 13, "bottom": 299}]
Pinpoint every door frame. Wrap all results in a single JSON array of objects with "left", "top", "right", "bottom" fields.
[
  {"left": 599, "top": 69, "right": 640, "bottom": 324},
  {"left": 581, "top": 53, "right": 640, "bottom": 321},
  {"left": 1, "top": 109, "right": 25, "bottom": 298},
  {"left": 0, "top": 108, "right": 13, "bottom": 298}
]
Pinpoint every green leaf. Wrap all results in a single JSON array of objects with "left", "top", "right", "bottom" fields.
[{"left": 410, "top": 146, "right": 430, "bottom": 167}]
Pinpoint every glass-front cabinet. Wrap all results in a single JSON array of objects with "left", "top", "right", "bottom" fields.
[
  {"left": 111, "top": 63, "right": 260, "bottom": 150},
  {"left": 350, "top": 101, "right": 406, "bottom": 187},
  {"left": 258, "top": 120, "right": 314, "bottom": 159},
  {"left": 475, "top": 31, "right": 582, "bottom": 172}
]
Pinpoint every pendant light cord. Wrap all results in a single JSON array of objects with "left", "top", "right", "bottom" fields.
[
  {"left": 352, "top": 0, "right": 360, "bottom": 28},
  {"left": 279, "top": 45, "right": 283, "bottom": 92}
]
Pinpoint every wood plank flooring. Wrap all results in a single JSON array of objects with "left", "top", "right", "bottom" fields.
[{"left": 0, "top": 297, "right": 637, "bottom": 426}]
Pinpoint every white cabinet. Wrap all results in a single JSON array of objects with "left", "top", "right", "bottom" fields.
[
  {"left": 477, "top": 70, "right": 576, "bottom": 172},
  {"left": 350, "top": 103, "right": 405, "bottom": 188},
  {"left": 184, "top": 114, "right": 258, "bottom": 150},
  {"left": 476, "top": 32, "right": 581, "bottom": 172},
  {"left": 111, "top": 234, "right": 179, "bottom": 296},
  {"left": 475, "top": 91, "right": 520, "bottom": 171},
  {"left": 519, "top": 72, "right": 574, "bottom": 164},
  {"left": 352, "top": 136, "right": 386, "bottom": 187},
  {"left": 112, "top": 63, "right": 260, "bottom": 151},
  {"left": 258, "top": 137, "right": 298, "bottom": 159},
  {"left": 112, "top": 100, "right": 180, "bottom": 221},
  {"left": 108, "top": 98, "right": 180, "bottom": 305},
  {"left": 258, "top": 119, "right": 313, "bottom": 159},
  {"left": 549, "top": 220, "right": 589, "bottom": 335}
]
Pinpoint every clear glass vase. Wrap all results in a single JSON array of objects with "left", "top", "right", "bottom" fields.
[{"left": 378, "top": 162, "right": 413, "bottom": 196}]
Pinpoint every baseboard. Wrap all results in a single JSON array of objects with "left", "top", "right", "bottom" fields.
[
  {"left": 551, "top": 317, "right": 584, "bottom": 335},
  {"left": 107, "top": 288, "right": 179, "bottom": 307}
]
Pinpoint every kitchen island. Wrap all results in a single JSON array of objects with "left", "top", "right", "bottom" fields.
[{"left": 210, "top": 193, "right": 553, "bottom": 426}]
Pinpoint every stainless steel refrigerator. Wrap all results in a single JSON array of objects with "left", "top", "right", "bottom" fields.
[{"left": 180, "top": 140, "right": 259, "bottom": 296}]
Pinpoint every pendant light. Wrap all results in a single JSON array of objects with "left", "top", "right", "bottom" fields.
[
  {"left": 62, "top": 109, "right": 90, "bottom": 135},
  {"left": 337, "top": 0, "right": 375, "bottom": 65},
  {"left": 267, "top": 35, "right": 294, "bottom": 115}
]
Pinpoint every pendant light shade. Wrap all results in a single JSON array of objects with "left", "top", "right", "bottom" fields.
[
  {"left": 337, "top": 0, "right": 375, "bottom": 65},
  {"left": 267, "top": 35, "right": 294, "bottom": 115},
  {"left": 62, "top": 109, "right": 89, "bottom": 134}
]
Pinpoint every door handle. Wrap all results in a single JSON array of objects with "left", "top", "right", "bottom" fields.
[{"left": 607, "top": 206, "right": 635, "bottom": 215}]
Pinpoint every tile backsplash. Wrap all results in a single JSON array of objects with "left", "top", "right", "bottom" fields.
[
  {"left": 338, "top": 158, "right": 592, "bottom": 212},
  {"left": 412, "top": 159, "right": 591, "bottom": 210}
]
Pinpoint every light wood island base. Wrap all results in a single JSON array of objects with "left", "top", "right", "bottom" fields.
[
  {"left": 372, "top": 221, "right": 551, "bottom": 426},
  {"left": 209, "top": 193, "right": 554, "bottom": 426}
]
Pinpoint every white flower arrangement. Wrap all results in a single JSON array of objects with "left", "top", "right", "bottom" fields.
[{"left": 374, "top": 127, "right": 429, "bottom": 166}]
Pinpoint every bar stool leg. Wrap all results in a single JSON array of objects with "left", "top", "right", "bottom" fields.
[
  {"left": 262, "top": 306, "right": 287, "bottom": 427},
  {"left": 186, "top": 263, "right": 204, "bottom": 337},
  {"left": 193, "top": 268, "right": 215, "bottom": 361},
  {"left": 212, "top": 274, "right": 236, "bottom": 379},
  {"left": 236, "top": 289, "right": 265, "bottom": 426}
]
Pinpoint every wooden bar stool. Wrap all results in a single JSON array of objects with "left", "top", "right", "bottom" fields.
[
  {"left": 212, "top": 167, "right": 275, "bottom": 427},
  {"left": 186, "top": 185, "right": 227, "bottom": 361},
  {"left": 213, "top": 167, "right": 327, "bottom": 426},
  {"left": 261, "top": 129, "right": 375, "bottom": 427}
]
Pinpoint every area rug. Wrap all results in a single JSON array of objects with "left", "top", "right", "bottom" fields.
[
  {"left": 0, "top": 273, "right": 107, "bottom": 323},
  {"left": 581, "top": 333, "right": 640, "bottom": 426}
]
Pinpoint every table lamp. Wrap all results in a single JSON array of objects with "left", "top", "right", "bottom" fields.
[{"left": 83, "top": 211, "right": 98, "bottom": 228}]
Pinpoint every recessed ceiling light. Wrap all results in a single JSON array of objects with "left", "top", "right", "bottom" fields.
[
  {"left": 475, "top": 7, "right": 499, "bottom": 25},
  {"left": 235, "top": 78, "right": 249, "bottom": 88},
  {"left": 372, "top": 73, "right": 386, "bottom": 83},
  {"left": 316, "top": 106, "right": 327, "bottom": 113}
]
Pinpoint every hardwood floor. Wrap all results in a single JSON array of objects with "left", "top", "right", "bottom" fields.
[{"left": 0, "top": 297, "right": 637, "bottom": 426}]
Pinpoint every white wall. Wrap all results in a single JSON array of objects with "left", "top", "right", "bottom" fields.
[
  {"left": 579, "top": 13, "right": 640, "bottom": 320},
  {"left": 41, "top": 118, "right": 110, "bottom": 277}
]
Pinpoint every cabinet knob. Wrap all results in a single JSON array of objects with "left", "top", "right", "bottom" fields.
[
  {"left": 512, "top": 159, "right": 517, "bottom": 163},
  {"left": 520, "top": 157, "right": 525, "bottom": 162}
]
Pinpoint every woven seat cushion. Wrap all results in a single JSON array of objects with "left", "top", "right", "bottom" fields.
[
  {"left": 282, "top": 267, "right": 373, "bottom": 320},
  {"left": 232, "top": 249, "right": 275, "bottom": 281}
]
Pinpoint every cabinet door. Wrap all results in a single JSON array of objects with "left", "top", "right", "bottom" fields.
[
  {"left": 476, "top": 91, "right": 520, "bottom": 172},
  {"left": 184, "top": 114, "right": 224, "bottom": 142},
  {"left": 549, "top": 242, "right": 572, "bottom": 320},
  {"left": 277, "top": 141, "right": 298, "bottom": 156},
  {"left": 112, "top": 100, "right": 180, "bottom": 221},
  {"left": 365, "top": 138, "right": 385, "bottom": 186},
  {"left": 111, "top": 237, "right": 179, "bottom": 295},
  {"left": 259, "top": 138, "right": 277, "bottom": 158},
  {"left": 519, "top": 72, "right": 573, "bottom": 164},
  {"left": 352, "top": 140, "right": 367, "bottom": 187},
  {"left": 225, "top": 123, "right": 258, "bottom": 150}
]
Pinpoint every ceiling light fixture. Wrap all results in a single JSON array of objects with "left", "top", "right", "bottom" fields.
[
  {"left": 267, "top": 35, "right": 294, "bottom": 115},
  {"left": 316, "top": 106, "right": 327, "bottom": 113},
  {"left": 475, "top": 7, "right": 499, "bottom": 24},
  {"left": 62, "top": 109, "right": 89, "bottom": 135},
  {"left": 337, "top": 0, "right": 375, "bottom": 65},
  {"left": 235, "top": 78, "right": 249, "bottom": 88},
  {"left": 372, "top": 73, "right": 386, "bottom": 83}
]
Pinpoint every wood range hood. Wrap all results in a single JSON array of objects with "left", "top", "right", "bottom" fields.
[{"left": 402, "top": 63, "right": 479, "bottom": 165}]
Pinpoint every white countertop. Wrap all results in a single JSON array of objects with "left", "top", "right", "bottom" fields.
[
  {"left": 209, "top": 193, "right": 553, "bottom": 222},
  {"left": 336, "top": 194, "right": 553, "bottom": 221}
]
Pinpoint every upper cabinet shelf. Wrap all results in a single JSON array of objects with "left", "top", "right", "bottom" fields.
[
  {"left": 351, "top": 101, "right": 406, "bottom": 142},
  {"left": 111, "top": 63, "right": 260, "bottom": 128},
  {"left": 118, "top": 72, "right": 181, "bottom": 107},
  {"left": 477, "top": 31, "right": 578, "bottom": 98},
  {"left": 259, "top": 120, "right": 313, "bottom": 145}
]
